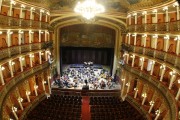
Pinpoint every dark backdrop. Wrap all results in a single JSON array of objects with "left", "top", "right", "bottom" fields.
[{"left": 60, "top": 47, "right": 114, "bottom": 66}]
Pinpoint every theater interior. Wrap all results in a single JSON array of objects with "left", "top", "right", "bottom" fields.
[{"left": 0, "top": 0, "right": 180, "bottom": 120}]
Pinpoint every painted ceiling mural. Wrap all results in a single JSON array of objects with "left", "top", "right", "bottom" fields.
[
  {"left": 60, "top": 24, "right": 115, "bottom": 48},
  {"left": 49, "top": 0, "right": 127, "bottom": 12}
]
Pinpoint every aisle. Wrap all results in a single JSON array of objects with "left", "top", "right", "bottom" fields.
[{"left": 82, "top": 96, "right": 90, "bottom": 120}]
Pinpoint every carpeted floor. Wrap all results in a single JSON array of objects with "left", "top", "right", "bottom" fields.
[{"left": 82, "top": 96, "right": 90, "bottom": 120}]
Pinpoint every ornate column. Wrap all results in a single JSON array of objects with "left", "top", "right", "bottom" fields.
[
  {"left": 160, "top": 65, "right": 166, "bottom": 81},
  {"left": 169, "top": 71, "right": 176, "bottom": 89},
  {"left": 141, "top": 93, "right": 147, "bottom": 105},
  {"left": 19, "top": 57, "right": 23, "bottom": 72},
  {"left": 134, "top": 88, "right": 138, "bottom": 98},
  {"left": 40, "top": 9, "right": 44, "bottom": 21},
  {"left": 175, "top": 88, "right": 180, "bottom": 100},
  {"left": 0, "top": 65, "right": 5, "bottom": 85},
  {"left": 20, "top": 4, "right": 25, "bottom": 18},
  {"left": 131, "top": 55, "right": 135, "bottom": 67},
  {"left": 34, "top": 85, "right": 38, "bottom": 96},
  {"left": 7, "top": 30, "right": 13, "bottom": 47},
  {"left": 164, "top": 35, "right": 169, "bottom": 52},
  {"left": 155, "top": 110, "right": 161, "bottom": 120},
  {"left": 128, "top": 33, "right": 131, "bottom": 44},
  {"left": 126, "top": 82, "right": 130, "bottom": 94},
  {"left": 39, "top": 30, "right": 43, "bottom": 42},
  {"left": 39, "top": 52, "right": 42, "bottom": 64},
  {"left": 150, "top": 61, "right": 155, "bottom": 75},
  {"left": 18, "top": 97, "right": 23, "bottom": 110},
  {"left": 148, "top": 101, "right": 155, "bottom": 113},
  {"left": 12, "top": 106, "right": 18, "bottom": 120},
  {"left": 140, "top": 57, "right": 144, "bottom": 70},
  {"left": 9, "top": 61, "right": 14, "bottom": 77},
  {"left": 176, "top": 39, "right": 180, "bottom": 55},
  {"left": 0, "top": 0, "right": 2, "bottom": 12},
  {"left": 143, "top": 11, "right": 147, "bottom": 24},
  {"left": 133, "top": 34, "right": 137, "bottom": 45},
  {"left": 48, "top": 75, "right": 51, "bottom": 94},
  {"left": 29, "top": 30, "right": 34, "bottom": 43},
  {"left": 9, "top": 0, "right": 16, "bottom": 16},
  {"left": 29, "top": 54, "right": 34, "bottom": 67},
  {"left": 26, "top": 91, "right": 31, "bottom": 102}
]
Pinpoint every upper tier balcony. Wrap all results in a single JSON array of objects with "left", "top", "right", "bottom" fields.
[
  {"left": 0, "top": 14, "right": 49, "bottom": 29},
  {"left": 128, "top": 21, "right": 180, "bottom": 33},
  {"left": 0, "top": 41, "right": 53, "bottom": 60},
  {"left": 121, "top": 43, "right": 180, "bottom": 70}
]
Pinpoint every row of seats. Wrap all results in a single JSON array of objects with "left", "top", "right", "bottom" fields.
[
  {"left": 26, "top": 94, "right": 82, "bottom": 120},
  {"left": 90, "top": 96, "right": 146, "bottom": 120}
]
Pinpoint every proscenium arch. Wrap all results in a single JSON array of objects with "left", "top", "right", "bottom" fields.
[
  {"left": 52, "top": 18, "right": 125, "bottom": 76},
  {"left": 50, "top": 14, "right": 127, "bottom": 29}
]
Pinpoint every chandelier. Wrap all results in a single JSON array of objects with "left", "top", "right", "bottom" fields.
[{"left": 74, "top": 0, "right": 105, "bottom": 20}]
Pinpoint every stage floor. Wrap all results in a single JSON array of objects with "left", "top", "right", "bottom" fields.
[{"left": 51, "top": 64, "right": 121, "bottom": 90}]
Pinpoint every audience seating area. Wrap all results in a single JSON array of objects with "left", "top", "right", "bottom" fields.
[
  {"left": 26, "top": 94, "right": 82, "bottom": 120},
  {"left": 90, "top": 96, "right": 146, "bottom": 120}
]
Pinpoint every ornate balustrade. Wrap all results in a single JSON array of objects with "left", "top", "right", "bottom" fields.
[
  {"left": 123, "top": 64, "right": 178, "bottom": 120},
  {"left": 19, "top": 93, "right": 47, "bottom": 120},
  {"left": 0, "top": 61, "right": 49, "bottom": 117},
  {"left": 0, "top": 42, "right": 47, "bottom": 60},
  {"left": 126, "top": 95, "right": 151, "bottom": 120},
  {"left": 128, "top": 21, "right": 180, "bottom": 32},
  {"left": 122, "top": 43, "right": 179, "bottom": 68},
  {"left": 0, "top": 14, "right": 49, "bottom": 29}
]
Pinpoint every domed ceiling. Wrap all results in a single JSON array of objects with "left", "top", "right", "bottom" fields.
[{"left": 21, "top": 0, "right": 171, "bottom": 12}]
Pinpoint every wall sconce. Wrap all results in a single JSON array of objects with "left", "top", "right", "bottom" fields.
[
  {"left": 140, "top": 57, "right": 144, "bottom": 61},
  {"left": 40, "top": 9, "right": 45, "bottom": 13},
  {"left": 142, "top": 11, "right": 147, "bottom": 15},
  {"left": 134, "top": 88, "right": 138, "bottom": 91},
  {"left": 133, "top": 13, "right": 137, "bottom": 16},
  {"left": 126, "top": 82, "right": 130, "bottom": 86},
  {"left": 142, "top": 93, "right": 147, "bottom": 98},
  {"left": 130, "top": 54, "right": 135, "bottom": 58},
  {"left": 30, "top": 7, "right": 35, "bottom": 11},
  {"left": 164, "top": 35, "right": 169, "bottom": 40},
  {"left": 178, "top": 79, "right": 180, "bottom": 84},
  {"left": 0, "top": 31, "right": 2, "bottom": 34},
  {"left": 169, "top": 71, "right": 176, "bottom": 76},
  {"left": 132, "top": 33, "right": 137, "bottom": 37},
  {"left": 34, "top": 85, "right": 38, "bottom": 89},
  {"left": 29, "top": 30, "right": 34, "bottom": 34},
  {"left": 7, "top": 30, "right": 13, "bottom": 35},
  {"left": 41, "top": 53, "right": 44, "bottom": 55},
  {"left": 21, "top": 57, "right": 25, "bottom": 61},
  {"left": 29, "top": 54, "right": 34, "bottom": 58},
  {"left": 1, "top": 66, "right": 5, "bottom": 71},
  {"left": 46, "top": 12, "right": 50, "bottom": 15},
  {"left": 152, "top": 9, "right": 157, "bottom": 13},
  {"left": 150, "top": 60, "right": 155, "bottom": 65},
  {"left": 163, "top": 6, "right": 168, "bottom": 11},
  {"left": 160, "top": 65, "right": 166, "bottom": 69},
  {"left": 152, "top": 34, "right": 158, "bottom": 38},
  {"left": 173, "top": 2, "right": 179, "bottom": 7},
  {"left": 12, "top": 106, "right": 17, "bottom": 112},
  {"left": 26, "top": 91, "right": 30, "bottom": 95},
  {"left": 127, "top": 14, "right": 131, "bottom": 18},
  {"left": 10, "top": 0, "right": 16, "bottom": 5},
  {"left": 21, "top": 4, "right": 26, "bottom": 8},
  {"left": 142, "top": 34, "right": 147, "bottom": 37},
  {"left": 121, "top": 78, "right": 125, "bottom": 81},
  {"left": 18, "top": 97, "right": 23, "bottom": 103},
  {"left": 11, "top": 62, "right": 15, "bottom": 66},
  {"left": 18, "top": 30, "right": 24, "bottom": 34}
]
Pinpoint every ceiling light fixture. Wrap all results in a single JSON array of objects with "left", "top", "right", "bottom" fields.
[{"left": 74, "top": 0, "right": 105, "bottom": 20}]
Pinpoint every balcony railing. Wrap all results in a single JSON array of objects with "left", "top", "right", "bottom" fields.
[
  {"left": 0, "top": 62, "right": 49, "bottom": 115},
  {"left": 0, "top": 42, "right": 49, "bottom": 60},
  {"left": 122, "top": 44, "right": 179, "bottom": 68},
  {"left": 123, "top": 64, "right": 178, "bottom": 120},
  {"left": 128, "top": 21, "right": 180, "bottom": 32},
  {"left": 0, "top": 14, "right": 49, "bottom": 29}
]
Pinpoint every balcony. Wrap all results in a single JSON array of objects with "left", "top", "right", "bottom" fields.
[
  {"left": 0, "top": 14, "right": 49, "bottom": 29},
  {"left": 123, "top": 64, "right": 178, "bottom": 120},
  {"left": 0, "top": 42, "right": 49, "bottom": 60},
  {"left": 0, "top": 62, "right": 49, "bottom": 111},
  {"left": 122, "top": 44, "right": 179, "bottom": 68},
  {"left": 128, "top": 21, "right": 180, "bottom": 32}
]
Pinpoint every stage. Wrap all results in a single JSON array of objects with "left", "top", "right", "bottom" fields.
[{"left": 51, "top": 64, "right": 121, "bottom": 91}]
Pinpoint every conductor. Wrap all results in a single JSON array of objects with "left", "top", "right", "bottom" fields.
[{"left": 84, "top": 79, "right": 88, "bottom": 86}]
